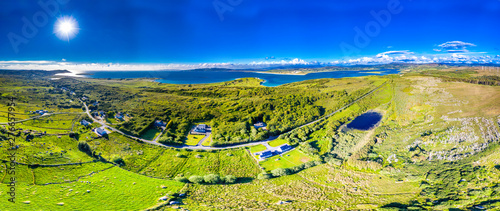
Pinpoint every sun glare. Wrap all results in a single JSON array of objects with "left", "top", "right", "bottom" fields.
[{"left": 55, "top": 16, "right": 79, "bottom": 41}]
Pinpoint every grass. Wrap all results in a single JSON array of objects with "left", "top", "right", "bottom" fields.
[
  {"left": 139, "top": 148, "right": 260, "bottom": 178},
  {"left": 13, "top": 113, "right": 84, "bottom": 134},
  {"left": 259, "top": 149, "right": 313, "bottom": 171},
  {"left": 0, "top": 166, "right": 184, "bottom": 211},
  {"left": 268, "top": 138, "right": 288, "bottom": 147},
  {"left": 201, "top": 134, "right": 212, "bottom": 146},
  {"left": 0, "top": 135, "right": 94, "bottom": 165},
  {"left": 180, "top": 164, "right": 420, "bottom": 210},
  {"left": 32, "top": 162, "right": 114, "bottom": 185},
  {"left": 248, "top": 144, "right": 267, "bottom": 154},
  {"left": 185, "top": 134, "right": 205, "bottom": 146},
  {"left": 174, "top": 149, "right": 261, "bottom": 178}
]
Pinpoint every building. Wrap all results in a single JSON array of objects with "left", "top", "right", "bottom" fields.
[
  {"left": 115, "top": 112, "right": 124, "bottom": 121},
  {"left": 80, "top": 120, "right": 91, "bottom": 126},
  {"left": 194, "top": 124, "right": 207, "bottom": 133},
  {"left": 154, "top": 120, "right": 167, "bottom": 127},
  {"left": 279, "top": 144, "right": 293, "bottom": 153},
  {"left": 254, "top": 144, "right": 294, "bottom": 160},
  {"left": 32, "top": 110, "right": 48, "bottom": 115},
  {"left": 254, "top": 122, "right": 267, "bottom": 130},
  {"left": 258, "top": 150, "right": 276, "bottom": 159},
  {"left": 95, "top": 127, "right": 107, "bottom": 136}
]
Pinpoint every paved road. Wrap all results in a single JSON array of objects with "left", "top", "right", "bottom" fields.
[{"left": 195, "top": 132, "right": 210, "bottom": 147}]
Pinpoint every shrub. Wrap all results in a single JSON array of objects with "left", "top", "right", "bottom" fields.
[
  {"left": 112, "top": 156, "right": 125, "bottom": 166},
  {"left": 158, "top": 136, "right": 174, "bottom": 145},
  {"left": 175, "top": 153, "right": 185, "bottom": 158},
  {"left": 271, "top": 168, "right": 290, "bottom": 177},
  {"left": 314, "top": 160, "right": 323, "bottom": 165},
  {"left": 304, "top": 161, "right": 316, "bottom": 168},
  {"left": 328, "top": 158, "right": 343, "bottom": 166},
  {"left": 188, "top": 175, "right": 204, "bottom": 184},
  {"left": 174, "top": 176, "right": 189, "bottom": 183},
  {"left": 204, "top": 174, "right": 221, "bottom": 184},
  {"left": 257, "top": 173, "right": 272, "bottom": 180},
  {"left": 224, "top": 175, "right": 237, "bottom": 183},
  {"left": 291, "top": 165, "right": 304, "bottom": 173}
]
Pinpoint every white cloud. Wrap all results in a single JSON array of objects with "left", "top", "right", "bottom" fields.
[
  {"left": 1, "top": 54, "right": 499, "bottom": 74},
  {"left": 376, "top": 50, "right": 414, "bottom": 58},
  {"left": 434, "top": 41, "right": 476, "bottom": 53}
]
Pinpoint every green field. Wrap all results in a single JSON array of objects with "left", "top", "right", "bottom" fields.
[
  {"left": 0, "top": 166, "right": 184, "bottom": 211},
  {"left": 185, "top": 134, "right": 205, "bottom": 146},
  {"left": 259, "top": 149, "right": 314, "bottom": 171},
  {"left": 268, "top": 138, "right": 288, "bottom": 147},
  {"left": 201, "top": 134, "right": 212, "bottom": 146},
  {"left": 147, "top": 149, "right": 261, "bottom": 178}
]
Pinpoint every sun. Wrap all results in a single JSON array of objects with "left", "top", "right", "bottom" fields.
[{"left": 54, "top": 16, "right": 79, "bottom": 41}]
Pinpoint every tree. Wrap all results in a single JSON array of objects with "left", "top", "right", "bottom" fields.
[
  {"left": 158, "top": 136, "right": 174, "bottom": 145},
  {"left": 204, "top": 174, "right": 221, "bottom": 184},
  {"left": 224, "top": 175, "right": 237, "bottom": 184},
  {"left": 271, "top": 168, "right": 290, "bottom": 177},
  {"left": 188, "top": 175, "right": 204, "bottom": 184}
]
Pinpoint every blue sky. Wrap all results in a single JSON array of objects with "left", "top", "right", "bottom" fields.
[{"left": 1, "top": 0, "right": 500, "bottom": 65}]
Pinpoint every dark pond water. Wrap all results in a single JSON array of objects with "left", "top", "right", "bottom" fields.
[
  {"left": 82, "top": 69, "right": 399, "bottom": 87},
  {"left": 346, "top": 111, "right": 383, "bottom": 130}
]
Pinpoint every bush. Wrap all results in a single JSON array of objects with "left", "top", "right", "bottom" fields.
[
  {"left": 328, "top": 158, "right": 343, "bottom": 166},
  {"left": 271, "top": 168, "right": 290, "bottom": 177},
  {"left": 204, "top": 174, "right": 221, "bottom": 184},
  {"left": 112, "top": 156, "right": 125, "bottom": 166},
  {"left": 188, "top": 175, "right": 204, "bottom": 184},
  {"left": 304, "top": 161, "right": 317, "bottom": 168},
  {"left": 224, "top": 175, "right": 237, "bottom": 183},
  {"left": 175, "top": 153, "right": 185, "bottom": 158},
  {"left": 257, "top": 173, "right": 271, "bottom": 180},
  {"left": 174, "top": 176, "right": 189, "bottom": 183},
  {"left": 291, "top": 165, "right": 304, "bottom": 173}
]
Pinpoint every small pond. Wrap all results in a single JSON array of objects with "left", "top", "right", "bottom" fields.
[{"left": 346, "top": 111, "right": 383, "bottom": 130}]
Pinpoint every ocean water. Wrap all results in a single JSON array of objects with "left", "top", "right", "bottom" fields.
[
  {"left": 83, "top": 69, "right": 399, "bottom": 87},
  {"left": 346, "top": 111, "right": 383, "bottom": 130}
]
